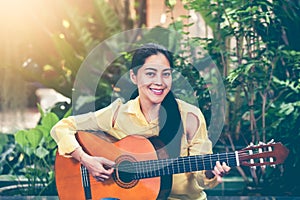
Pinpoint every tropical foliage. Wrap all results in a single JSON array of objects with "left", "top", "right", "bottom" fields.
[
  {"left": 180, "top": 0, "right": 300, "bottom": 195},
  {"left": 0, "top": 0, "right": 138, "bottom": 195},
  {"left": 0, "top": 0, "right": 299, "bottom": 196}
]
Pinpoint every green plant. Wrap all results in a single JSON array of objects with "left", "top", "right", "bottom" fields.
[
  {"left": 10, "top": 110, "right": 59, "bottom": 195},
  {"left": 0, "top": 103, "right": 71, "bottom": 196},
  {"left": 177, "top": 0, "right": 300, "bottom": 195}
]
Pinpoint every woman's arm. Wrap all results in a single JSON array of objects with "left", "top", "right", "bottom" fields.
[
  {"left": 50, "top": 99, "right": 122, "bottom": 181},
  {"left": 186, "top": 112, "right": 230, "bottom": 187}
]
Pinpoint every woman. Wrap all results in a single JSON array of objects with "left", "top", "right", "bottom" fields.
[{"left": 51, "top": 43, "right": 230, "bottom": 199}]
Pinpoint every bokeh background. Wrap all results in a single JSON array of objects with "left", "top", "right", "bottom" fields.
[{"left": 0, "top": 0, "right": 299, "bottom": 198}]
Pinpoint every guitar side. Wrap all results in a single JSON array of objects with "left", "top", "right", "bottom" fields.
[{"left": 55, "top": 131, "right": 164, "bottom": 200}]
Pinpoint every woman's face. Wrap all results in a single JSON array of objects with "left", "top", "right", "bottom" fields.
[{"left": 130, "top": 53, "right": 172, "bottom": 106}]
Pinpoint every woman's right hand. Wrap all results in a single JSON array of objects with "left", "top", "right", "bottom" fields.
[{"left": 71, "top": 147, "right": 115, "bottom": 182}]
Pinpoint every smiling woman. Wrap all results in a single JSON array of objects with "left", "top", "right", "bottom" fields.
[{"left": 51, "top": 43, "right": 230, "bottom": 200}]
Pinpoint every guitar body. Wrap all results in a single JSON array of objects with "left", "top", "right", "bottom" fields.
[
  {"left": 55, "top": 131, "right": 171, "bottom": 200},
  {"left": 55, "top": 131, "right": 289, "bottom": 199}
]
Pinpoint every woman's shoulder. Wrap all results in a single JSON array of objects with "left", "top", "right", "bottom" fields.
[
  {"left": 176, "top": 98, "right": 203, "bottom": 116},
  {"left": 110, "top": 97, "right": 139, "bottom": 113}
]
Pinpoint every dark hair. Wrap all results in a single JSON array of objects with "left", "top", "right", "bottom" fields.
[
  {"left": 130, "top": 43, "right": 174, "bottom": 73},
  {"left": 130, "top": 43, "right": 183, "bottom": 158}
]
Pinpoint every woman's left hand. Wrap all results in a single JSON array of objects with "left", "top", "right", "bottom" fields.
[{"left": 212, "top": 161, "right": 231, "bottom": 182}]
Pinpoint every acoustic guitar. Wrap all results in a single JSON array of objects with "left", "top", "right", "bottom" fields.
[{"left": 55, "top": 131, "right": 289, "bottom": 200}]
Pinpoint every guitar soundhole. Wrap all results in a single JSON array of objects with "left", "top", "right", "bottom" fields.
[{"left": 113, "top": 155, "right": 138, "bottom": 189}]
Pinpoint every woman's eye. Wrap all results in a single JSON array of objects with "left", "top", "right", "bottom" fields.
[
  {"left": 163, "top": 72, "right": 171, "bottom": 77},
  {"left": 146, "top": 72, "right": 155, "bottom": 77}
]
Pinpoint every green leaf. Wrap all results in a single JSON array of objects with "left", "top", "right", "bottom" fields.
[
  {"left": 35, "top": 146, "right": 49, "bottom": 159},
  {"left": 26, "top": 128, "right": 43, "bottom": 149},
  {"left": 45, "top": 139, "right": 57, "bottom": 150},
  {"left": 22, "top": 146, "right": 34, "bottom": 156},
  {"left": 15, "top": 130, "right": 30, "bottom": 147},
  {"left": 35, "top": 125, "right": 50, "bottom": 138},
  {"left": 41, "top": 112, "right": 59, "bottom": 131}
]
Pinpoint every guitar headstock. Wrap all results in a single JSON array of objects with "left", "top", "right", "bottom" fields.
[{"left": 238, "top": 141, "right": 289, "bottom": 168}]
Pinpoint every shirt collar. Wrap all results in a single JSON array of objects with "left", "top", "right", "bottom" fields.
[
  {"left": 126, "top": 96, "right": 158, "bottom": 124},
  {"left": 126, "top": 96, "right": 139, "bottom": 113}
]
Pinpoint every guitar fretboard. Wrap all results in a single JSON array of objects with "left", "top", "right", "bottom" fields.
[{"left": 117, "top": 152, "right": 238, "bottom": 180}]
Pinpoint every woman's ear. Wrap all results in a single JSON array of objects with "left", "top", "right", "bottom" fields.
[{"left": 130, "top": 69, "right": 137, "bottom": 85}]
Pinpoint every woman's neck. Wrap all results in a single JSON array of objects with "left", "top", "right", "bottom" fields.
[{"left": 139, "top": 100, "right": 160, "bottom": 123}]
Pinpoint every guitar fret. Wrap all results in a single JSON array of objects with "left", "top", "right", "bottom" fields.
[
  {"left": 188, "top": 157, "right": 192, "bottom": 172},
  {"left": 176, "top": 157, "right": 180, "bottom": 174},
  {"left": 159, "top": 160, "right": 164, "bottom": 176},
  {"left": 166, "top": 159, "right": 170, "bottom": 175},
  {"left": 226, "top": 153, "right": 229, "bottom": 166},
  {"left": 147, "top": 160, "right": 152, "bottom": 178},
  {"left": 172, "top": 157, "right": 179, "bottom": 174},
  {"left": 153, "top": 160, "right": 158, "bottom": 177},
  {"left": 170, "top": 158, "right": 175, "bottom": 175},
  {"left": 182, "top": 157, "right": 186, "bottom": 172},
  {"left": 137, "top": 162, "right": 142, "bottom": 179},
  {"left": 165, "top": 159, "right": 169, "bottom": 175},
  {"left": 159, "top": 160, "right": 165, "bottom": 176},
  {"left": 202, "top": 155, "right": 205, "bottom": 170},
  {"left": 162, "top": 160, "right": 165, "bottom": 175},
  {"left": 195, "top": 156, "right": 199, "bottom": 171},
  {"left": 157, "top": 160, "right": 161, "bottom": 176},
  {"left": 141, "top": 161, "right": 146, "bottom": 178}
]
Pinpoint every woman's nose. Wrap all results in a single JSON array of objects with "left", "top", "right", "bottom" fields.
[{"left": 153, "top": 75, "right": 163, "bottom": 86}]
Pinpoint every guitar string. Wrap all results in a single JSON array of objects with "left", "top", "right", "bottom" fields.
[
  {"left": 117, "top": 151, "right": 243, "bottom": 169},
  {"left": 113, "top": 151, "right": 270, "bottom": 174},
  {"left": 116, "top": 153, "right": 237, "bottom": 173},
  {"left": 119, "top": 155, "right": 250, "bottom": 172},
  {"left": 132, "top": 153, "right": 271, "bottom": 179},
  {"left": 86, "top": 151, "right": 271, "bottom": 183}
]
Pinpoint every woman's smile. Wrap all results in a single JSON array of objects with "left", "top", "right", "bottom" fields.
[{"left": 149, "top": 88, "right": 164, "bottom": 95}]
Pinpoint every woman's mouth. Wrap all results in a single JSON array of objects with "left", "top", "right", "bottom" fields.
[{"left": 150, "top": 88, "right": 164, "bottom": 95}]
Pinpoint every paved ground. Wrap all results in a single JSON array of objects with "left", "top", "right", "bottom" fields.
[{"left": 0, "top": 108, "right": 40, "bottom": 134}]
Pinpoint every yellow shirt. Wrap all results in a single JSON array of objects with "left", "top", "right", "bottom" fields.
[{"left": 50, "top": 97, "right": 218, "bottom": 199}]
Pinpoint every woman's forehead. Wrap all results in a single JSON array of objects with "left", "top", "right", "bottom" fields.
[{"left": 143, "top": 53, "right": 170, "bottom": 66}]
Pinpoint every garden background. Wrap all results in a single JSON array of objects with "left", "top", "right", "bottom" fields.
[{"left": 0, "top": 0, "right": 299, "bottom": 198}]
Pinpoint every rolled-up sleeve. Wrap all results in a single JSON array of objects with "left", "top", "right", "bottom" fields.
[{"left": 50, "top": 99, "right": 121, "bottom": 155}]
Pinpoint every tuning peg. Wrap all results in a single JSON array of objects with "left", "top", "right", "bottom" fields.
[
  {"left": 257, "top": 143, "right": 266, "bottom": 168},
  {"left": 267, "top": 139, "right": 275, "bottom": 144}
]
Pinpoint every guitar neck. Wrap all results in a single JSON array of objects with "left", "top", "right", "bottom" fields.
[{"left": 121, "top": 152, "right": 239, "bottom": 180}]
